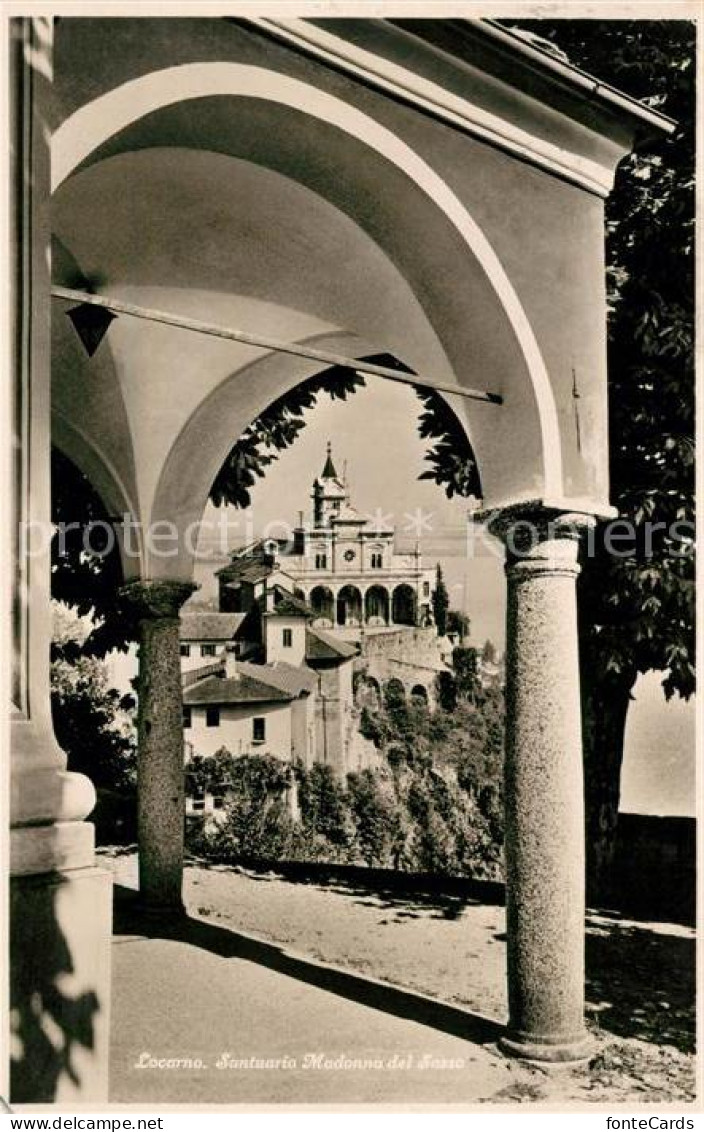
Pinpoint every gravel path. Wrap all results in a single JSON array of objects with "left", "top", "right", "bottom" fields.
[{"left": 102, "top": 849, "right": 696, "bottom": 1106}]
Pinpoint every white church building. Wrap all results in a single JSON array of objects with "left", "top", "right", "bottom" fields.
[{"left": 225, "top": 444, "right": 436, "bottom": 632}]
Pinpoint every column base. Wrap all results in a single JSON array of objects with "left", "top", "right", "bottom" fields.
[
  {"left": 10, "top": 865, "right": 113, "bottom": 1104},
  {"left": 11, "top": 820, "right": 95, "bottom": 876},
  {"left": 498, "top": 1030, "right": 595, "bottom": 1066},
  {"left": 134, "top": 892, "right": 186, "bottom": 918}
]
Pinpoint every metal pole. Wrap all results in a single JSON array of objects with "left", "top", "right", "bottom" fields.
[{"left": 52, "top": 285, "right": 503, "bottom": 406}]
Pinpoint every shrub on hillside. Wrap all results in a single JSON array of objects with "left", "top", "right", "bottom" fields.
[
  {"left": 296, "top": 761, "right": 352, "bottom": 851},
  {"left": 202, "top": 754, "right": 295, "bottom": 861},
  {"left": 346, "top": 768, "right": 407, "bottom": 868}
]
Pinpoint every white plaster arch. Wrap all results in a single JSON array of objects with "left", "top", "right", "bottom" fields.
[
  {"left": 52, "top": 62, "right": 563, "bottom": 501},
  {"left": 51, "top": 233, "right": 143, "bottom": 554},
  {"left": 150, "top": 329, "right": 474, "bottom": 581}
]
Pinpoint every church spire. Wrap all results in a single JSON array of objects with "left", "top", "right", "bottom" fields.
[{"left": 321, "top": 440, "right": 337, "bottom": 480}]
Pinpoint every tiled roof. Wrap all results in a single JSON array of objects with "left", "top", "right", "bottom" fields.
[
  {"left": 305, "top": 626, "right": 359, "bottom": 662},
  {"left": 241, "top": 661, "right": 316, "bottom": 698},
  {"left": 182, "top": 659, "right": 314, "bottom": 705},
  {"left": 180, "top": 612, "right": 246, "bottom": 641},
  {"left": 217, "top": 561, "right": 274, "bottom": 585},
  {"left": 266, "top": 585, "right": 313, "bottom": 618},
  {"left": 183, "top": 672, "right": 292, "bottom": 706},
  {"left": 182, "top": 661, "right": 224, "bottom": 688}
]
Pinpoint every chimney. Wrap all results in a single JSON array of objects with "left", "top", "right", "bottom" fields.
[{"left": 223, "top": 644, "right": 238, "bottom": 679}]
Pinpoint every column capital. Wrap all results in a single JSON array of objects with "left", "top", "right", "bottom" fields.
[
  {"left": 119, "top": 579, "right": 198, "bottom": 623},
  {"left": 482, "top": 502, "right": 596, "bottom": 543},
  {"left": 482, "top": 504, "right": 596, "bottom": 578}
]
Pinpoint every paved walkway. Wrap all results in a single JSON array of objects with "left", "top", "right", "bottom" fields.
[{"left": 110, "top": 888, "right": 515, "bottom": 1105}]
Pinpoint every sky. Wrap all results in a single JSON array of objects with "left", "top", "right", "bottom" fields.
[{"left": 189, "top": 378, "right": 694, "bottom": 817}]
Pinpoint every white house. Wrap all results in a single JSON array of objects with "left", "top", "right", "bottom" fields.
[
  {"left": 183, "top": 647, "right": 317, "bottom": 765},
  {"left": 179, "top": 611, "right": 248, "bottom": 670},
  {"left": 181, "top": 574, "right": 366, "bottom": 779}
]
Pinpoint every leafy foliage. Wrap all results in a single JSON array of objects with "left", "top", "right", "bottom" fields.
[
  {"left": 346, "top": 769, "right": 406, "bottom": 867},
  {"left": 296, "top": 762, "right": 352, "bottom": 851},
  {"left": 209, "top": 351, "right": 480, "bottom": 511},
  {"left": 209, "top": 366, "right": 366, "bottom": 508},
  {"left": 431, "top": 563, "right": 450, "bottom": 636},
  {"left": 435, "top": 670, "right": 458, "bottom": 714},
  {"left": 50, "top": 604, "right": 136, "bottom": 791},
  {"left": 414, "top": 383, "right": 481, "bottom": 499},
  {"left": 51, "top": 449, "right": 132, "bottom": 657},
  {"left": 447, "top": 609, "right": 470, "bottom": 641},
  {"left": 185, "top": 747, "right": 239, "bottom": 796},
  {"left": 201, "top": 754, "right": 295, "bottom": 861},
  {"left": 452, "top": 646, "right": 480, "bottom": 703}
]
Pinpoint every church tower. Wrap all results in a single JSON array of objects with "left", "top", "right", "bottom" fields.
[{"left": 312, "top": 442, "right": 347, "bottom": 527}]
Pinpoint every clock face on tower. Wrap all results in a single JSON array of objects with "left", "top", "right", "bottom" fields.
[{"left": 343, "top": 549, "right": 355, "bottom": 562}]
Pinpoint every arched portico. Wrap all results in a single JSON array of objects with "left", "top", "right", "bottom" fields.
[
  {"left": 45, "top": 52, "right": 606, "bottom": 1079},
  {"left": 51, "top": 61, "right": 574, "bottom": 575},
  {"left": 12, "top": 15, "right": 667, "bottom": 1100},
  {"left": 46, "top": 59, "right": 599, "bottom": 1074},
  {"left": 364, "top": 585, "right": 390, "bottom": 626},
  {"left": 310, "top": 585, "right": 335, "bottom": 627},
  {"left": 355, "top": 675, "right": 381, "bottom": 711},
  {"left": 392, "top": 584, "right": 417, "bottom": 627},
  {"left": 384, "top": 678, "right": 407, "bottom": 707},
  {"left": 337, "top": 585, "right": 363, "bottom": 628}
]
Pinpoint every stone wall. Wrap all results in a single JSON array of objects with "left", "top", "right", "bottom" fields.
[{"left": 355, "top": 626, "right": 453, "bottom": 708}]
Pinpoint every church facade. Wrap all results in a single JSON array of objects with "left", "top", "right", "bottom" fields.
[{"left": 240, "top": 445, "right": 436, "bottom": 632}]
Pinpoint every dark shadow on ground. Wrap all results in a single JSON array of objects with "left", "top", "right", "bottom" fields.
[
  {"left": 183, "top": 854, "right": 695, "bottom": 927},
  {"left": 113, "top": 884, "right": 504, "bottom": 1048},
  {"left": 111, "top": 857, "right": 696, "bottom": 1055},
  {"left": 585, "top": 915, "right": 695, "bottom": 1053},
  {"left": 99, "top": 843, "right": 138, "bottom": 859},
  {"left": 185, "top": 857, "right": 504, "bottom": 923}
]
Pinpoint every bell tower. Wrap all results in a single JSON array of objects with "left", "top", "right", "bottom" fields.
[{"left": 312, "top": 442, "right": 347, "bottom": 527}]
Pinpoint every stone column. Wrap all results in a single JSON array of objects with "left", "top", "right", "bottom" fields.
[
  {"left": 120, "top": 580, "right": 196, "bottom": 909},
  {"left": 9, "top": 19, "right": 112, "bottom": 1103},
  {"left": 488, "top": 507, "right": 594, "bottom": 1063}
]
